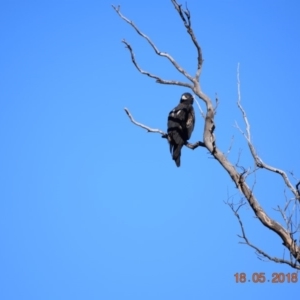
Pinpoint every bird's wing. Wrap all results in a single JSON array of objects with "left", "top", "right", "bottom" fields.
[
  {"left": 186, "top": 106, "right": 195, "bottom": 140},
  {"left": 168, "top": 103, "right": 187, "bottom": 123}
]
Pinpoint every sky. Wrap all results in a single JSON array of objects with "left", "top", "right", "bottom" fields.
[{"left": 1, "top": 0, "right": 300, "bottom": 299}]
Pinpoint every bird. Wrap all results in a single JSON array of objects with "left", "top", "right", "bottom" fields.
[{"left": 167, "top": 92, "right": 195, "bottom": 167}]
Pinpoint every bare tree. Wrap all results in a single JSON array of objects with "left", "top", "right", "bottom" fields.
[{"left": 112, "top": 0, "right": 300, "bottom": 269}]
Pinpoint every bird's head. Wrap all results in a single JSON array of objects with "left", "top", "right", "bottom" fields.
[{"left": 180, "top": 92, "right": 194, "bottom": 104}]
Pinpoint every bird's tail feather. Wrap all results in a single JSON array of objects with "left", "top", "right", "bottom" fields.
[
  {"left": 172, "top": 143, "right": 183, "bottom": 167},
  {"left": 171, "top": 130, "right": 183, "bottom": 146},
  {"left": 168, "top": 131, "right": 184, "bottom": 167}
]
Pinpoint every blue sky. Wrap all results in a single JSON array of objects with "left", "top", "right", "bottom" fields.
[{"left": 1, "top": 0, "right": 300, "bottom": 299}]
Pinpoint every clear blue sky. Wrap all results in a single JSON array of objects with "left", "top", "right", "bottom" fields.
[{"left": 1, "top": 0, "right": 300, "bottom": 299}]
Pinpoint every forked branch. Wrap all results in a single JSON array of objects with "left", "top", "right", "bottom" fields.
[
  {"left": 122, "top": 40, "right": 193, "bottom": 89},
  {"left": 236, "top": 64, "right": 300, "bottom": 201},
  {"left": 112, "top": 4, "right": 194, "bottom": 83},
  {"left": 228, "top": 201, "right": 300, "bottom": 269},
  {"left": 170, "top": 0, "right": 203, "bottom": 81}
]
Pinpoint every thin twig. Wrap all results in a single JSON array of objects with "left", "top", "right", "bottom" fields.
[
  {"left": 171, "top": 0, "right": 203, "bottom": 81},
  {"left": 214, "top": 93, "right": 219, "bottom": 114},
  {"left": 225, "top": 135, "right": 234, "bottom": 158},
  {"left": 194, "top": 98, "right": 205, "bottom": 119}
]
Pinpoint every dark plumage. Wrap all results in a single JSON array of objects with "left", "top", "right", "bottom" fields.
[{"left": 167, "top": 92, "right": 195, "bottom": 167}]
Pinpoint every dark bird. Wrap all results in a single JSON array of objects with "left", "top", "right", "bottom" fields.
[{"left": 167, "top": 92, "right": 195, "bottom": 167}]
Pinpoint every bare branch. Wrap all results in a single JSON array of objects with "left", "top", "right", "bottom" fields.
[
  {"left": 194, "top": 98, "right": 205, "bottom": 119},
  {"left": 257, "top": 159, "right": 300, "bottom": 201},
  {"left": 228, "top": 201, "right": 300, "bottom": 269},
  {"left": 112, "top": 5, "right": 194, "bottom": 82},
  {"left": 124, "top": 108, "right": 166, "bottom": 136},
  {"left": 276, "top": 205, "right": 290, "bottom": 229},
  {"left": 124, "top": 108, "right": 205, "bottom": 149},
  {"left": 214, "top": 93, "right": 219, "bottom": 114},
  {"left": 225, "top": 135, "right": 234, "bottom": 158},
  {"left": 122, "top": 40, "right": 193, "bottom": 88},
  {"left": 283, "top": 190, "right": 294, "bottom": 212},
  {"left": 185, "top": 141, "right": 205, "bottom": 149},
  {"left": 171, "top": 0, "right": 203, "bottom": 81},
  {"left": 236, "top": 63, "right": 300, "bottom": 201},
  {"left": 236, "top": 63, "right": 251, "bottom": 140}
]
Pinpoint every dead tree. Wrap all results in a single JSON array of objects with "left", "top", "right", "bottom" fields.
[{"left": 112, "top": 0, "right": 300, "bottom": 269}]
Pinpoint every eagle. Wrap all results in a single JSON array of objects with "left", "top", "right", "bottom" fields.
[{"left": 167, "top": 92, "right": 195, "bottom": 167}]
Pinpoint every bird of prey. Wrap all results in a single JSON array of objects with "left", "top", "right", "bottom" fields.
[{"left": 167, "top": 92, "right": 195, "bottom": 167}]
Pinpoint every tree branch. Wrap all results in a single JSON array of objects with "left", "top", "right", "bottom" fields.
[
  {"left": 124, "top": 107, "right": 166, "bottom": 136},
  {"left": 194, "top": 98, "right": 205, "bottom": 119},
  {"left": 170, "top": 0, "right": 203, "bottom": 81},
  {"left": 121, "top": 40, "right": 193, "bottom": 89},
  {"left": 124, "top": 108, "right": 205, "bottom": 149},
  {"left": 228, "top": 200, "right": 300, "bottom": 269},
  {"left": 112, "top": 4, "right": 194, "bottom": 82},
  {"left": 236, "top": 64, "right": 300, "bottom": 201}
]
